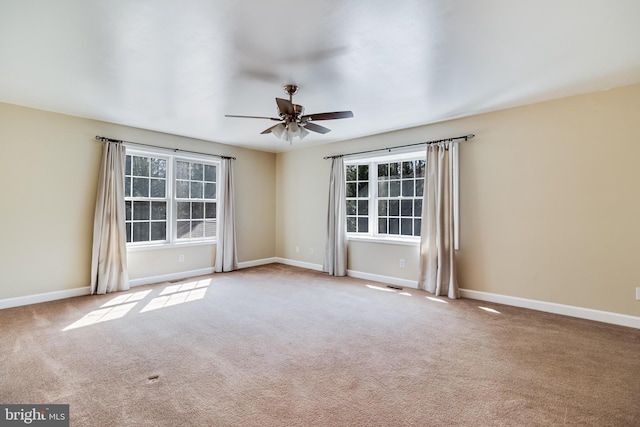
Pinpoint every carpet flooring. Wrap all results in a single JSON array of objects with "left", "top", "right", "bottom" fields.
[{"left": 1, "top": 263, "right": 639, "bottom": 426}]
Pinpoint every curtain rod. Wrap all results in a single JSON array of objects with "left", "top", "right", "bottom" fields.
[
  {"left": 94, "top": 136, "right": 236, "bottom": 160},
  {"left": 323, "top": 134, "right": 475, "bottom": 159}
]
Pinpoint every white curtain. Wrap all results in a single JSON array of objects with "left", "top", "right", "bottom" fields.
[
  {"left": 323, "top": 157, "right": 348, "bottom": 276},
  {"left": 215, "top": 158, "right": 238, "bottom": 272},
  {"left": 90, "top": 141, "right": 129, "bottom": 295},
  {"left": 418, "top": 142, "right": 459, "bottom": 298}
]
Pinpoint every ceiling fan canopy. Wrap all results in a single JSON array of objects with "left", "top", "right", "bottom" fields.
[{"left": 225, "top": 84, "right": 354, "bottom": 143}]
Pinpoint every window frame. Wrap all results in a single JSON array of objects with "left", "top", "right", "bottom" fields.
[
  {"left": 124, "top": 145, "right": 220, "bottom": 250},
  {"left": 344, "top": 146, "right": 460, "bottom": 249}
]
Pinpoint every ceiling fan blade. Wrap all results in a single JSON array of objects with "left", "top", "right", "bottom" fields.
[
  {"left": 225, "top": 114, "right": 280, "bottom": 121},
  {"left": 275, "top": 98, "right": 294, "bottom": 116},
  {"left": 301, "top": 111, "right": 353, "bottom": 121},
  {"left": 303, "top": 122, "right": 332, "bottom": 134},
  {"left": 260, "top": 123, "right": 283, "bottom": 134}
]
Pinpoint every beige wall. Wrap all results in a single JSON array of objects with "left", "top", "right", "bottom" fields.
[
  {"left": 0, "top": 102, "right": 276, "bottom": 299},
  {"left": 276, "top": 83, "right": 640, "bottom": 317},
  {"left": 2, "top": 83, "right": 639, "bottom": 318}
]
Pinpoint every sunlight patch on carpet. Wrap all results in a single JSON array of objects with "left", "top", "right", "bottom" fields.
[
  {"left": 479, "top": 306, "right": 501, "bottom": 314},
  {"left": 63, "top": 302, "right": 138, "bottom": 331}
]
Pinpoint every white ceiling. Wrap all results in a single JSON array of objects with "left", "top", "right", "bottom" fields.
[{"left": 1, "top": 1, "right": 639, "bottom": 153}]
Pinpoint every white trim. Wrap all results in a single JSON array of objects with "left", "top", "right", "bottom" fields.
[
  {"left": 238, "top": 257, "right": 279, "bottom": 269},
  {"left": 347, "top": 269, "right": 419, "bottom": 289},
  {"left": 274, "top": 257, "right": 324, "bottom": 271},
  {"left": 459, "top": 289, "right": 640, "bottom": 329},
  {"left": 347, "top": 235, "right": 420, "bottom": 246},
  {"left": 129, "top": 267, "right": 215, "bottom": 287},
  {"left": 0, "top": 286, "right": 91, "bottom": 310}
]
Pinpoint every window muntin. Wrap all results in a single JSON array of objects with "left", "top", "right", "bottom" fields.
[
  {"left": 175, "top": 160, "right": 217, "bottom": 240},
  {"left": 345, "top": 148, "right": 457, "bottom": 245},
  {"left": 125, "top": 155, "right": 168, "bottom": 243},
  {"left": 345, "top": 164, "right": 370, "bottom": 233},
  {"left": 124, "top": 148, "right": 219, "bottom": 247},
  {"left": 376, "top": 159, "right": 425, "bottom": 237}
]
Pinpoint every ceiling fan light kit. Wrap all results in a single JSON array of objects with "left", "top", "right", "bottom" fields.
[{"left": 225, "top": 84, "right": 353, "bottom": 144}]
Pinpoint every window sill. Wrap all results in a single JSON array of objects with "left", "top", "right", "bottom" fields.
[
  {"left": 347, "top": 235, "right": 420, "bottom": 247},
  {"left": 126, "top": 240, "right": 216, "bottom": 252}
]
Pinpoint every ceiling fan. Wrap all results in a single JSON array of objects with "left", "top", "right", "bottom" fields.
[{"left": 225, "top": 84, "right": 354, "bottom": 143}]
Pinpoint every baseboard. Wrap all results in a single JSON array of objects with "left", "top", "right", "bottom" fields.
[
  {"left": 129, "top": 267, "right": 216, "bottom": 287},
  {"left": 238, "top": 257, "right": 279, "bottom": 269},
  {"left": 0, "top": 286, "right": 91, "bottom": 310},
  {"left": 459, "top": 289, "right": 640, "bottom": 329},
  {"left": 274, "top": 257, "right": 324, "bottom": 272},
  {"left": 347, "top": 269, "right": 419, "bottom": 289},
  {"left": 3, "top": 259, "right": 638, "bottom": 329}
]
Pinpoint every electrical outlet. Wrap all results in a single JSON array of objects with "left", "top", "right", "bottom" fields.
[
  {"left": 309, "top": 248, "right": 314, "bottom": 255},
  {"left": 179, "top": 255, "right": 185, "bottom": 263},
  {"left": 636, "top": 287, "right": 640, "bottom": 301},
  {"left": 399, "top": 259, "right": 405, "bottom": 268},
  {"left": 295, "top": 246, "right": 300, "bottom": 253}
]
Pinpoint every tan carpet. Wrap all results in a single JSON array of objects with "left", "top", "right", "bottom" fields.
[{"left": 1, "top": 263, "right": 639, "bottom": 426}]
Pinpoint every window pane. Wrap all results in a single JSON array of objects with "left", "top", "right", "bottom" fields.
[
  {"left": 176, "top": 181, "right": 189, "bottom": 198},
  {"left": 125, "top": 155, "right": 131, "bottom": 175},
  {"left": 346, "top": 165, "right": 357, "bottom": 181},
  {"left": 389, "top": 162, "right": 400, "bottom": 179},
  {"left": 205, "top": 202, "right": 216, "bottom": 219},
  {"left": 204, "top": 183, "right": 216, "bottom": 199},
  {"left": 402, "top": 161, "right": 414, "bottom": 178},
  {"left": 346, "top": 200, "right": 356, "bottom": 215},
  {"left": 177, "top": 202, "right": 190, "bottom": 220},
  {"left": 378, "top": 200, "right": 388, "bottom": 216},
  {"left": 150, "top": 158, "right": 166, "bottom": 178},
  {"left": 191, "top": 202, "right": 204, "bottom": 219},
  {"left": 132, "top": 156, "right": 149, "bottom": 176},
  {"left": 416, "top": 179, "right": 424, "bottom": 197},
  {"left": 190, "top": 181, "right": 203, "bottom": 199},
  {"left": 402, "top": 179, "right": 414, "bottom": 197},
  {"left": 377, "top": 163, "right": 389, "bottom": 179},
  {"left": 177, "top": 221, "right": 190, "bottom": 239},
  {"left": 125, "top": 201, "right": 131, "bottom": 221},
  {"left": 401, "top": 218, "right": 413, "bottom": 235},
  {"left": 150, "top": 179, "right": 165, "bottom": 198},
  {"left": 358, "top": 200, "right": 368, "bottom": 215},
  {"left": 125, "top": 177, "right": 131, "bottom": 197},
  {"left": 389, "top": 218, "right": 399, "bottom": 234},
  {"left": 133, "top": 222, "right": 150, "bottom": 242},
  {"left": 378, "top": 218, "right": 388, "bottom": 234},
  {"left": 357, "top": 182, "right": 368, "bottom": 198},
  {"left": 204, "top": 165, "right": 217, "bottom": 182},
  {"left": 414, "top": 200, "right": 422, "bottom": 217},
  {"left": 378, "top": 181, "right": 388, "bottom": 197},
  {"left": 176, "top": 161, "right": 189, "bottom": 180},
  {"left": 389, "top": 181, "right": 400, "bottom": 197},
  {"left": 357, "top": 217, "right": 368, "bottom": 233},
  {"left": 347, "top": 216, "right": 356, "bottom": 232},
  {"left": 133, "top": 201, "right": 150, "bottom": 220},
  {"left": 150, "top": 222, "right": 166, "bottom": 241},
  {"left": 191, "top": 221, "right": 204, "bottom": 238},
  {"left": 389, "top": 200, "right": 399, "bottom": 216},
  {"left": 151, "top": 201, "right": 166, "bottom": 220},
  {"left": 415, "top": 160, "right": 425, "bottom": 178},
  {"left": 191, "top": 163, "right": 204, "bottom": 181},
  {"left": 357, "top": 164, "right": 369, "bottom": 180},
  {"left": 133, "top": 177, "right": 149, "bottom": 197},
  {"left": 346, "top": 183, "right": 357, "bottom": 198},
  {"left": 204, "top": 220, "right": 216, "bottom": 237},
  {"left": 401, "top": 200, "right": 413, "bottom": 216},
  {"left": 414, "top": 219, "right": 422, "bottom": 236},
  {"left": 126, "top": 222, "right": 131, "bottom": 243}
]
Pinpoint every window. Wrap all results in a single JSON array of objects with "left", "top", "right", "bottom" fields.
[
  {"left": 345, "top": 147, "right": 459, "bottom": 246},
  {"left": 124, "top": 147, "right": 219, "bottom": 247}
]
